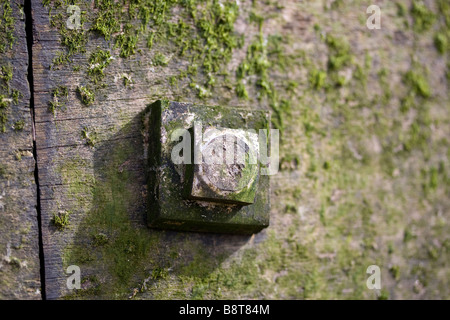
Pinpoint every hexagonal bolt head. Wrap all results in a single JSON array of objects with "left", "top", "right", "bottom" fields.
[{"left": 185, "top": 126, "right": 260, "bottom": 205}]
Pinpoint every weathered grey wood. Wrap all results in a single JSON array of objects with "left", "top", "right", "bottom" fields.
[
  {"left": 0, "top": 0, "right": 41, "bottom": 299},
  {"left": 32, "top": 0, "right": 450, "bottom": 300},
  {"left": 31, "top": 0, "right": 269, "bottom": 299}
]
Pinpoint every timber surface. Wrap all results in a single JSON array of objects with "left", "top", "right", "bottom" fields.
[
  {"left": 0, "top": 0, "right": 40, "bottom": 300},
  {"left": 31, "top": 0, "right": 261, "bottom": 299},
  {"left": 31, "top": 0, "right": 450, "bottom": 300}
]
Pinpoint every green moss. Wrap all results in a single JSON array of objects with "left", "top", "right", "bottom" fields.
[
  {"left": 53, "top": 85, "right": 68, "bottom": 98},
  {"left": 0, "top": 94, "right": 10, "bottom": 132},
  {"left": 151, "top": 267, "right": 168, "bottom": 280},
  {"left": 14, "top": 150, "right": 21, "bottom": 161},
  {"left": 108, "top": 0, "right": 241, "bottom": 89},
  {"left": 81, "top": 127, "right": 97, "bottom": 147},
  {"left": 396, "top": 2, "right": 407, "bottom": 17},
  {"left": 235, "top": 29, "right": 293, "bottom": 131},
  {"left": 390, "top": 265, "right": 401, "bottom": 281},
  {"left": 60, "top": 137, "right": 163, "bottom": 297},
  {"left": 403, "top": 118, "right": 431, "bottom": 153},
  {"left": 437, "top": 0, "right": 450, "bottom": 28},
  {"left": 377, "top": 289, "right": 389, "bottom": 300},
  {"left": 404, "top": 228, "right": 414, "bottom": 242},
  {"left": 427, "top": 244, "right": 439, "bottom": 260},
  {"left": 309, "top": 69, "right": 327, "bottom": 90},
  {"left": 13, "top": 119, "right": 25, "bottom": 131},
  {"left": 51, "top": 51, "right": 70, "bottom": 69},
  {"left": 403, "top": 70, "right": 431, "bottom": 99},
  {"left": 8, "top": 257, "right": 23, "bottom": 269},
  {"left": 11, "top": 89, "right": 21, "bottom": 105},
  {"left": 152, "top": 52, "right": 170, "bottom": 66},
  {"left": 93, "top": 233, "right": 109, "bottom": 247},
  {"left": 122, "top": 74, "right": 132, "bottom": 87},
  {"left": 114, "top": 24, "right": 139, "bottom": 58},
  {"left": 434, "top": 32, "right": 448, "bottom": 54},
  {"left": 189, "top": 83, "right": 210, "bottom": 99},
  {"left": 88, "top": 49, "right": 112, "bottom": 84},
  {"left": 235, "top": 82, "right": 248, "bottom": 99},
  {"left": 378, "top": 68, "right": 392, "bottom": 105},
  {"left": 175, "top": 230, "right": 333, "bottom": 299},
  {"left": 447, "top": 62, "right": 450, "bottom": 82},
  {"left": 411, "top": 1, "right": 436, "bottom": 33},
  {"left": 329, "top": 0, "right": 344, "bottom": 11},
  {"left": 168, "top": 75, "right": 178, "bottom": 87},
  {"left": 52, "top": 211, "right": 70, "bottom": 230},
  {"left": 63, "top": 275, "right": 102, "bottom": 300},
  {"left": 353, "top": 53, "right": 371, "bottom": 90},
  {"left": 46, "top": 5, "right": 88, "bottom": 68},
  {"left": 76, "top": 85, "right": 95, "bottom": 105},
  {"left": 285, "top": 203, "right": 297, "bottom": 214},
  {"left": 422, "top": 166, "right": 439, "bottom": 196},
  {"left": 48, "top": 101, "right": 59, "bottom": 115},
  {"left": 48, "top": 85, "right": 69, "bottom": 115},
  {"left": 146, "top": 32, "right": 155, "bottom": 50},
  {"left": 1, "top": 64, "right": 12, "bottom": 90},
  {"left": 325, "top": 34, "right": 352, "bottom": 71},
  {"left": 91, "top": 0, "right": 121, "bottom": 41},
  {"left": 396, "top": 1, "right": 409, "bottom": 27},
  {"left": 236, "top": 34, "right": 270, "bottom": 87},
  {"left": 187, "top": 0, "right": 240, "bottom": 76},
  {"left": 0, "top": 1, "right": 15, "bottom": 53},
  {"left": 285, "top": 80, "right": 299, "bottom": 93},
  {"left": 44, "top": 0, "right": 244, "bottom": 92},
  {"left": 60, "top": 27, "right": 88, "bottom": 57},
  {"left": 400, "top": 93, "right": 414, "bottom": 113}
]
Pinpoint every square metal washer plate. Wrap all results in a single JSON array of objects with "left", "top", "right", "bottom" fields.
[{"left": 145, "top": 100, "right": 270, "bottom": 234}]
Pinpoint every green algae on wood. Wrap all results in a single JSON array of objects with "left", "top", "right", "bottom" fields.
[
  {"left": 0, "top": 0, "right": 15, "bottom": 53},
  {"left": 76, "top": 85, "right": 95, "bottom": 105},
  {"left": 88, "top": 49, "right": 113, "bottom": 84},
  {"left": 52, "top": 211, "right": 70, "bottom": 230}
]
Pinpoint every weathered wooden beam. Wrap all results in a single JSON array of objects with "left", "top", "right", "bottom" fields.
[
  {"left": 30, "top": 0, "right": 450, "bottom": 300},
  {"left": 0, "top": 0, "right": 41, "bottom": 299}
]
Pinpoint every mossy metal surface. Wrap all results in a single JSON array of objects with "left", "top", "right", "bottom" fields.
[{"left": 146, "top": 100, "right": 269, "bottom": 234}]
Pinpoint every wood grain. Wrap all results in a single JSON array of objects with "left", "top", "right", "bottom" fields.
[{"left": 0, "top": 0, "right": 40, "bottom": 300}]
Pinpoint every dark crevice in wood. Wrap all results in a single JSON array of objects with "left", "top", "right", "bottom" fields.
[{"left": 25, "top": 0, "right": 46, "bottom": 300}]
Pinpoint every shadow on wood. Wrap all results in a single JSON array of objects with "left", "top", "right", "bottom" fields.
[{"left": 61, "top": 109, "right": 256, "bottom": 299}]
